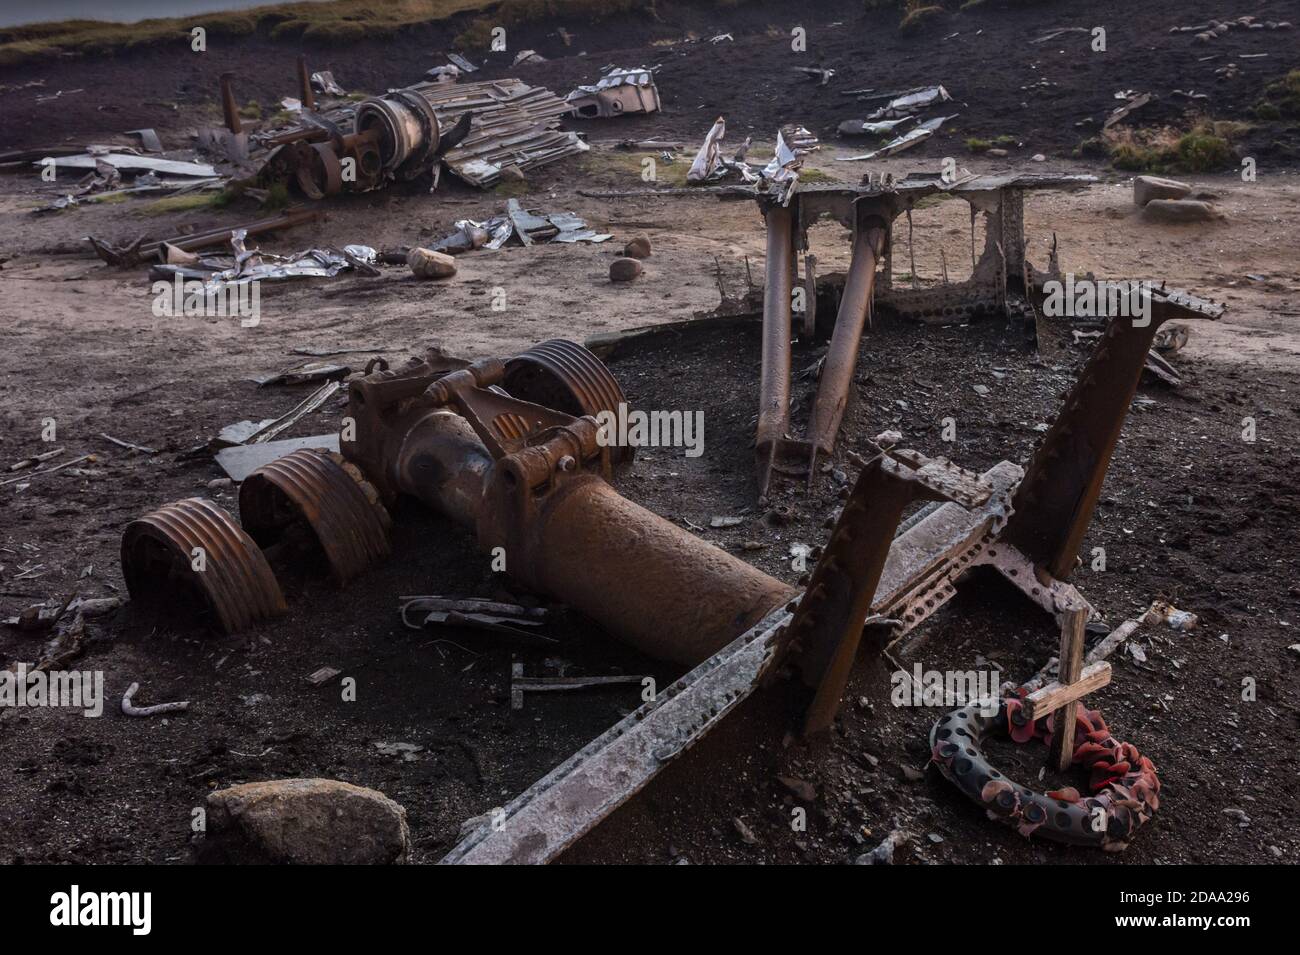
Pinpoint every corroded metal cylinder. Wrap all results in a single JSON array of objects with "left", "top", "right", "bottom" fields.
[
  {"left": 476, "top": 432, "right": 797, "bottom": 665},
  {"left": 809, "top": 218, "right": 886, "bottom": 455},
  {"left": 756, "top": 204, "right": 795, "bottom": 469}
]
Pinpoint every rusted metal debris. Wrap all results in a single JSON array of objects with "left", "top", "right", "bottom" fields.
[
  {"left": 218, "top": 57, "right": 586, "bottom": 196},
  {"left": 753, "top": 172, "right": 1099, "bottom": 495},
  {"left": 567, "top": 67, "right": 661, "bottom": 118},
  {"left": 239, "top": 450, "right": 391, "bottom": 586},
  {"left": 118, "top": 243, "right": 1222, "bottom": 858},
  {"left": 440, "top": 292, "right": 1220, "bottom": 861},
  {"left": 87, "top": 206, "right": 321, "bottom": 267},
  {"left": 121, "top": 497, "right": 285, "bottom": 634}
]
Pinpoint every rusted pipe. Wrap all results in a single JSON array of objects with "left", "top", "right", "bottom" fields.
[
  {"left": 220, "top": 72, "right": 242, "bottom": 135},
  {"left": 297, "top": 54, "right": 316, "bottom": 112},
  {"left": 477, "top": 425, "right": 798, "bottom": 665},
  {"left": 808, "top": 216, "right": 886, "bottom": 457},
  {"left": 756, "top": 204, "right": 795, "bottom": 491}
]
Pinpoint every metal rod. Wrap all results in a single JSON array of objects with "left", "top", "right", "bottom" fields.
[
  {"left": 297, "top": 54, "right": 316, "bottom": 112},
  {"left": 807, "top": 218, "right": 885, "bottom": 457},
  {"left": 220, "top": 72, "right": 242, "bottom": 135},
  {"left": 755, "top": 204, "right": 795, "bottom": 493}
]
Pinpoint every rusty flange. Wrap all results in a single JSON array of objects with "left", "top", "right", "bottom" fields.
[
  {"left": 121, "top": 497, "right": 286, "bottom": 634},
  {"left": 503, "top": 339, "right": 633, "bottom": 462},
  {"left": 239, "top": 449, "right": 391, "bottom": 585}
]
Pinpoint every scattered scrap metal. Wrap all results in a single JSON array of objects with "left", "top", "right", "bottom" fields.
[
  {"left": 687, "top": 117, "right": 819, "bottom": 203},
  {"left": 567, "top": 67, "right": 661, "bottom": 118},
  {"left": 211, "top": 58, "right": 588, "bottom": 195}
]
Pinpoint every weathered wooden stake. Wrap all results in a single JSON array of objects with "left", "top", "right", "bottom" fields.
[{"left": 1048, "top": 607, "right": 1089, "bottom": 771}]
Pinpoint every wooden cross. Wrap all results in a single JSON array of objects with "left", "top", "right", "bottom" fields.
[{"left": 1023, "top": 607, "right": 1113, "bottom": 771}]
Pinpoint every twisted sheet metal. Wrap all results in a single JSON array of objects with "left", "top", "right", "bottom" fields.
[
  {"left": 240, "top": 449, "right": 391, "bottom": 585},
  {"left": 121, "top": 497, "right": 285, "bottom": 634}
]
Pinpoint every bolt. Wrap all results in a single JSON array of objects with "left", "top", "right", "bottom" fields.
[{"left": 558, "top": 455, "right": 576, "bottom": 472}]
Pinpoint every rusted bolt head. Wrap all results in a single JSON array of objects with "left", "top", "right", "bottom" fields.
[{"left": 558, "top": 455, "right": 576, "bottom": 472}]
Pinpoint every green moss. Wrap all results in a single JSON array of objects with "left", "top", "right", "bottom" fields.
[
  {"left": 139, "top": 192, "right": 225, "bottom": 215},
  {"left": 1175, "top": 129, "right": 1233, "bottom": 171},
  {"left": 1100, "top": 124, "right": 1235, "bottom": 173},
  {"left": 1073, "top": 136, "right": 1107, "bottom": 159},
  {"left": 260, "top": 182, "right": 292, "bottom": 210},
  {"left": 899, "top": 4, "right": 946, "bottom": 32}
]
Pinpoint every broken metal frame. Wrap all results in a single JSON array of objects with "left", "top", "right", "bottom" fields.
[{"left": 755, "top": 174, "right": 1096, "bottom": 495}]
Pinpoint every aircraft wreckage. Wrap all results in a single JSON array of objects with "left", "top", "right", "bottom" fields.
[{"left": 119, "top": 172, "right": 1222, "bottom": 862}]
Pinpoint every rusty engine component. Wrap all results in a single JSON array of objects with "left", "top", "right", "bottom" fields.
[
  {"left": 121, "top": 498, "right": 285, "bottom": 633},
  {"left": 930, "top": 697, "right": 1160, "bottom": 850},
  {"left": 228, "top": 59, "right": 583, "bottom": 196},
  {"left": 239, "top": 450, "right": 391, "bottom": 585},
  {"left": 343, "top": 340, "right": 793, "bottom": 665},
  {"left": 122, "top": 339, "right": 794, "bottom": 663}
]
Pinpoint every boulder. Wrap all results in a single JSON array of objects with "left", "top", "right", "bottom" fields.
[
  {"left": 609, "top": 257, "right": 643, "bottom": 282},
  {"left": 1134, "top": 175, "right": 1192, "bottom": 207},
  {"left": 623, "top": 234, "right": 652, "bottom": 259},
  {"left": 1140, "top": 198, "right": 1224, "bottom": 224},
  {"left": 200, "top": 778, "right": 410, "bottom": 864},
  {"left": 407, "top": 247, "right": 457, "bottom": 280}
]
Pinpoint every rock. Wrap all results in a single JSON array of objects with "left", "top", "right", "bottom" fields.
[
  {"left": 609, "top": 257, "right": 643, "bottom": 282},
  {"left": 623, "top": 234, "right": 652, "bottom": 259},
  {"left": 855, "top": 829, "right": 908, "bottom": 865},
  {"left": 986, "top": 148, "right": 1009, "bottom": 158},
  {"left": 733, "top": 816, "right": 759, "bottom": 845},
  {"left": 1134, "top": 174, "right": 1192, "bottom": 207},
  {"left": 777, "top": 775, "right": 817, "bottom": 801},
  {"left": 200, "top": 778, "right": 410, "bottom": 864},
  {"left": 1031, "top": 153, "right": 1046, "bottom": 162},
  {"left": 407, "top": 247, "right": 457, "bottom": 280},
  {"left": 1140, "top": 198, "right": 1224, "bottom": 224}
]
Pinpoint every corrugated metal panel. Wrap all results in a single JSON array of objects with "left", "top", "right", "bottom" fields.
[{"left": 404, "top": 79, "right": 587, "bottom": 187}]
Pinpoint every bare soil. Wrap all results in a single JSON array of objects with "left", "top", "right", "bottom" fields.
[{"left": 1, "top": 0, "right": 1298, "bottom": 865}]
